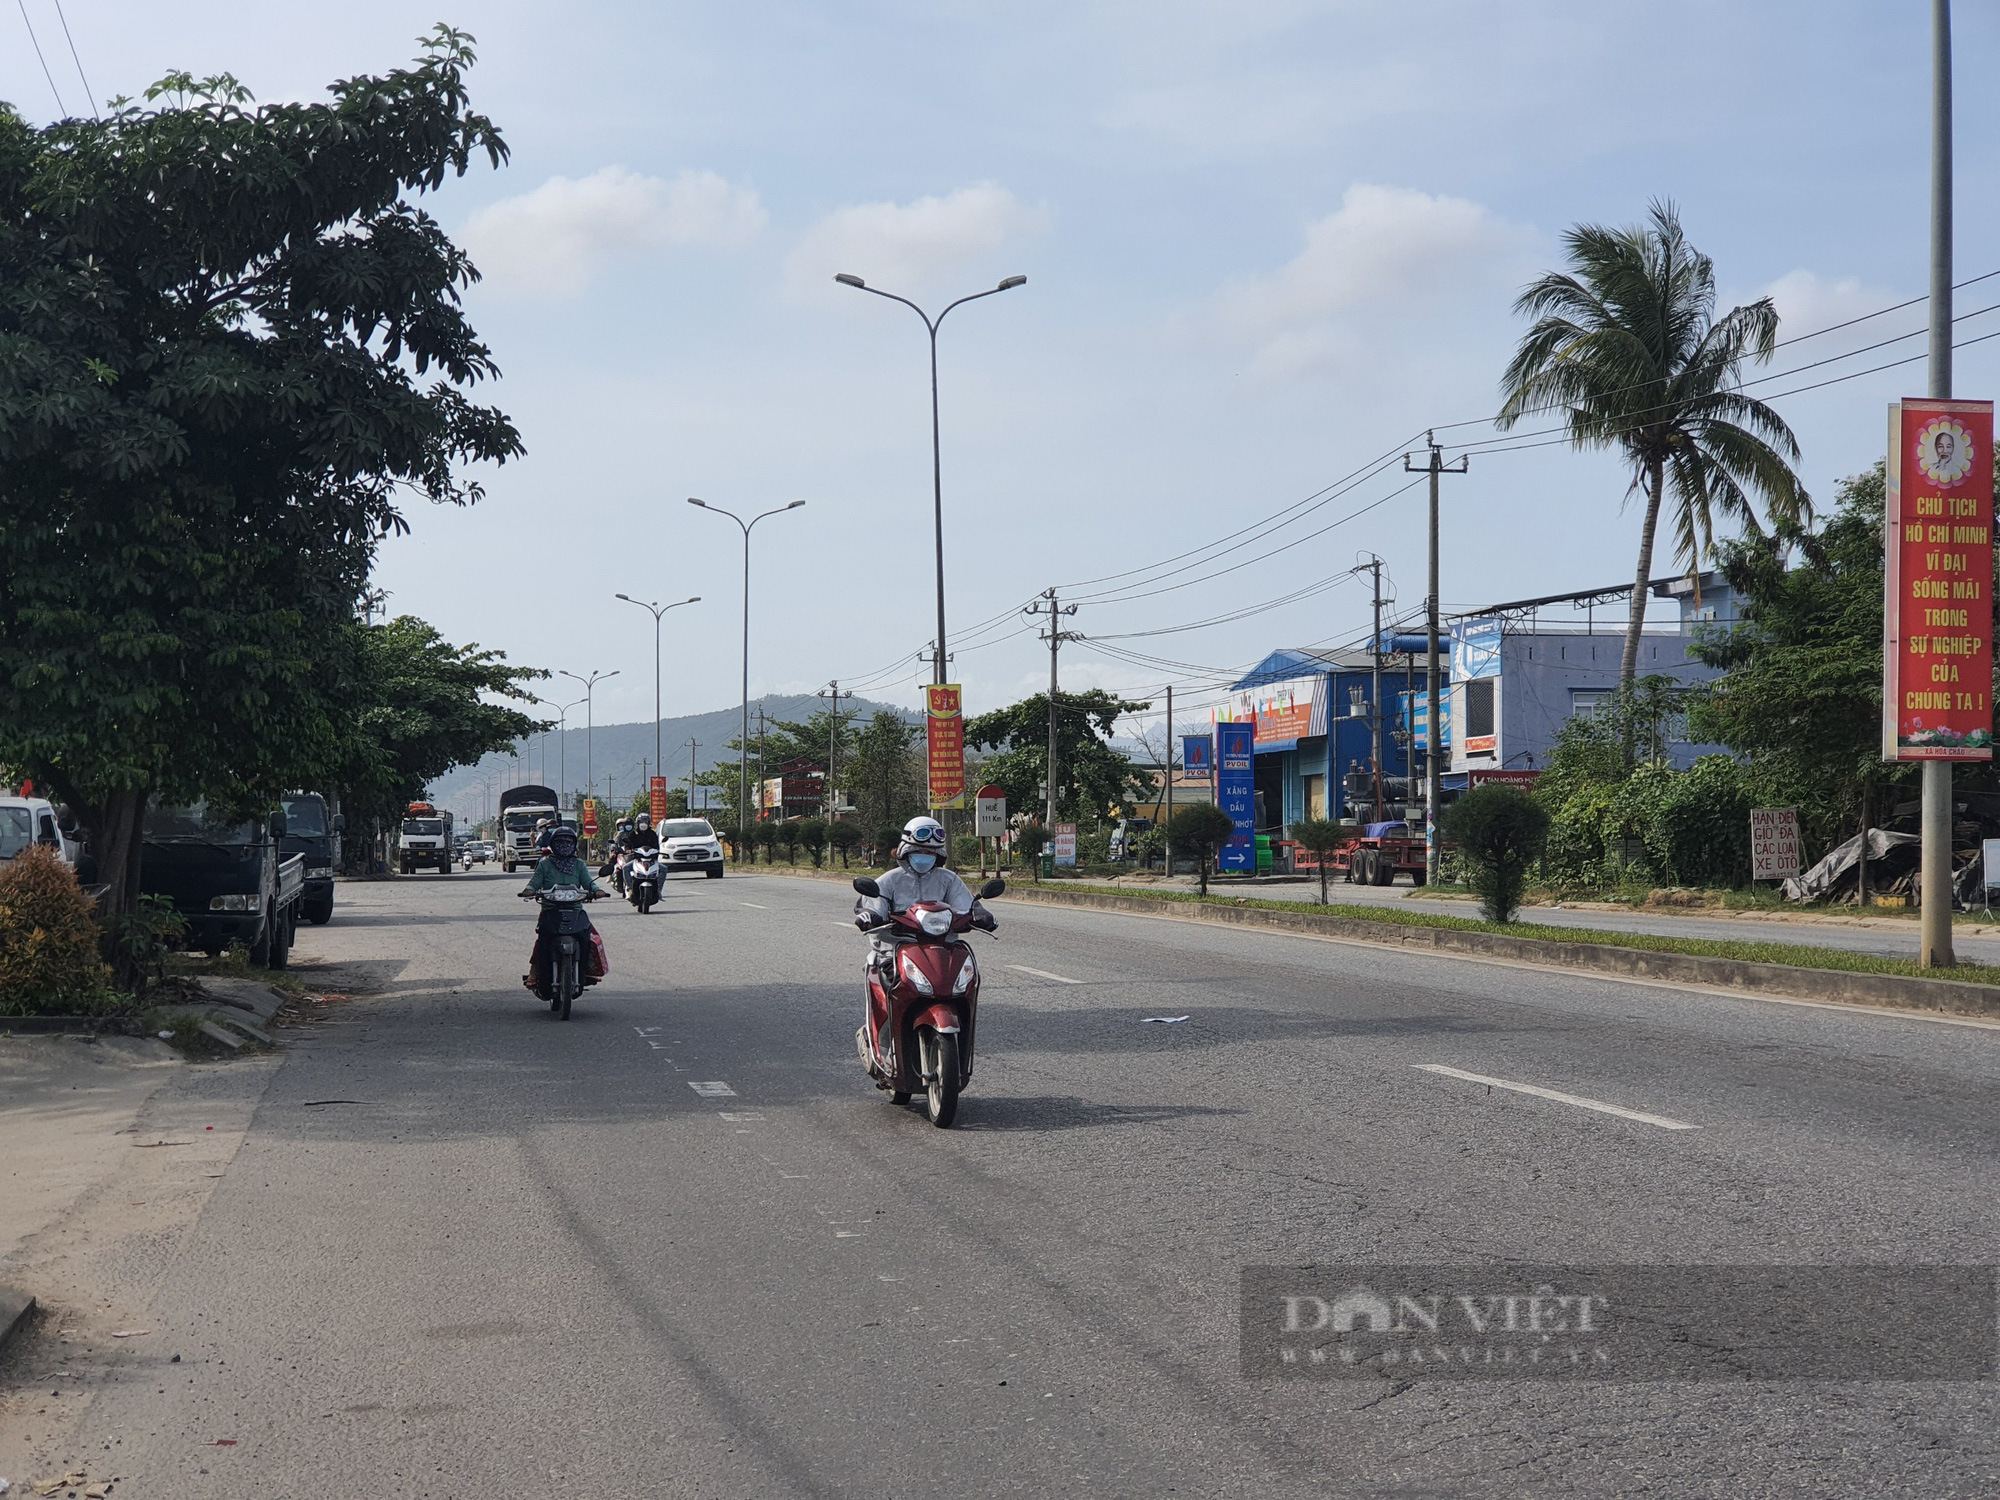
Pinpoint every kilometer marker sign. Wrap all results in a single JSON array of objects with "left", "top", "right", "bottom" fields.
[{"left": 1884, "top": 398, "right": 1994, "bottom": 760}]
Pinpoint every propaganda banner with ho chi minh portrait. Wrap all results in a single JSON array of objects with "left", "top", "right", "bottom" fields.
[{"left": 1883, "top": 398, "right": 1995, "bottom": 760}]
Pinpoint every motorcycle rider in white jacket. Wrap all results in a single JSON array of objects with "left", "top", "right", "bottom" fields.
[{"left": 856, "top": 817, "right": 991, "bottom": 982}]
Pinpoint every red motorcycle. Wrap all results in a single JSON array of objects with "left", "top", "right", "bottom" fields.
[{"left": 852, "top": 875, "right": 1003, "bottom": 1128}]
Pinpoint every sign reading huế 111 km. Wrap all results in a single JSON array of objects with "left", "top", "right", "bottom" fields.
[{"left": 1884, "top": 398, "right": 1995, "bottom": 760}]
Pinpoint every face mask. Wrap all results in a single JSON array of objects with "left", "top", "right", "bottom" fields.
[{"left": 907, "top": 852, "right": 937, "bottom": 874}]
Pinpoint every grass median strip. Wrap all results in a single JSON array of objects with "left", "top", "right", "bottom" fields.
[{"left": 1023, "top": 882, "right": 2000, "bottom": 988}]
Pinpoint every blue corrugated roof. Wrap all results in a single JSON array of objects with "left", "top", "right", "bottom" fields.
[{"left": 1230, "top": 648, "right": 1376, "bottom": 691}]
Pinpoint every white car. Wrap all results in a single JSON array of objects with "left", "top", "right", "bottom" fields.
[{"left": 657, "top": 818, "right": 725, "bottom": 878}]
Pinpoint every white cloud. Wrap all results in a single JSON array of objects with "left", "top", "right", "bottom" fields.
[
  {"left": 784, "top": 184, "right": 1047, "bottom": 298},
  {"left": 462, "top": 167, "right": 766, "bottom": 298},
  {"left": 1203, "top": 183, "right": 1534, "bottom": 381},
  {"left": 1762, "top": 269, "right": 1900, "bottom": 341}
]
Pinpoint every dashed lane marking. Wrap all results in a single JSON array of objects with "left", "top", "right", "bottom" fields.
[
  {"left": 689, "top": 1081, "right": 737, "bottom": 1098},
  {"left": 1007, "top": 964, "right": 1081, "bottom": 985},
  {"left": 1415, "top": 1064, "right": 1698, "bottom": 1131},
  {"left": 740, "top": 902, "right": 767, "bottom": 908}
]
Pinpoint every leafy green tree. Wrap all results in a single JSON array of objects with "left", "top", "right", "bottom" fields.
[
  {"left": 775, "top": 819, "right": 802, "bottom": 865},
  {"left": 0, "top": 31, "right": 519, "bottom": 915},
  {"left": 335, "top": 616, "right": 543, "bottom": 853},
  {"left": 1689, "top": 461, "right": 1962, "bottom": 854},
  {"left": 796, "top": 817, "right": 829, "bottom": 868},
  {"left": 966, "top": 691, "right": 1152, "bottom": 825},
  {"left": 1166, "top": 804, "right": 1236, "bottom": 895},
  {"left": 1498, "top": 201, "right": 1808, "bottom": 694},
  {"left": 828, "top": 820, "right": 862, "bottom": 868},
  {"left": 1014, "top": 824, "right": 1049, "bottom": 880},
  {"left": 1441, "top": 785, "right": 1550, "bottom": 923},
  {"left": 1289, "top": 817, "right": 1347, "bottom": 904},
  {"left": 849, "top": 711, "right": 928, "bottom": 833},
  {"left": 752, "top": 820, "right": 779, "bottom": 865}
]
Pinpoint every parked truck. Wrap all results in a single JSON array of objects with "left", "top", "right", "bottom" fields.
[
  {"left": 281, "top": 791, "right": 344, "bottom": 924},
  {"left": 398, "top": 802, "right": 455, "bottom": 875},
  {"left": 142, "top": 801, "right": 305, "bottom": 967},
  {"left": 498, "top": 784, "right": 560, "bottom": 873}
]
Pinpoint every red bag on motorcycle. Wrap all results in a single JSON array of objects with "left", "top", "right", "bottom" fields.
[{"left": 587, "top": 928, "right": 609, "bottom": 979}]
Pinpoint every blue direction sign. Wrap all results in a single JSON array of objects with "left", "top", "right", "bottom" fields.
[{"left": 1215, "top": 721, "right": 1255, "bottom": 872}]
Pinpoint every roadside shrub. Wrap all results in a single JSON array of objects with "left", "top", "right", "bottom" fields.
[
  {"left": 796, "top": 817, "right": 829, "bottom": 867},
  {"left": 1441, "top": 785, "right": 1550, "bottom": 924},
  {"left": 103, "top": 893, "right": 189, "bottom": 998},
  {"left": 0, "top": 847, "right": 117, "bottom": 1015},
  {"left": 953, "top": 833, "right": 983, "bottom": 868},
  {"left": 1166, "top": 803, "right": 1238, "bottom": 896},
  {"left": 775, "top": 819, "right": 802, "bottom": 864},
  {"left": 828, "top": 821, "right": 862, "bottom": 868},
  {"left": 1289, "top": 817, "right": 1346, "bottom": 904},
  {"left": 1014, "top": 823, "right": 1050, "bottom": 879}
]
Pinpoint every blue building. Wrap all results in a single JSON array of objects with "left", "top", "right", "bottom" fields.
[{"left": 1222, "top": 648, "right": 1436, "bottom": 831}]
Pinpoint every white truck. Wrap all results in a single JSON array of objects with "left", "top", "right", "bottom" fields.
[
  {"left": 498, "top": 784, "right": 560, "bottom": 873},
  {"left": 0, "top": 795, "right": 81, "bottom": 867},
  {"left": 398, "top": 802, "right": 456, "bottom": 875}
]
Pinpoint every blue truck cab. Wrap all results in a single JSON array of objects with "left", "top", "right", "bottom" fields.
[
  {"left": 281, "top": 792, "right": 343, "bottom": 925},
  {"left": 142, "top": 801, "right": 306, "bottom": 968}
]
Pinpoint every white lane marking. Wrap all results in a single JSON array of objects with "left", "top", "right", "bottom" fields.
[
  {"left": 1415, "top": 1064, "right": 1698, "bottom": 1131},
  {"left": 689, "top": 1081, "right": 737, "bottom": 1098},
  {"left": 717, "top": 1112, "right": 763, "bottom": 1121},
  {"left": 740, "top": 902, "right": 767, "bottom": 909},
  {"left": 1007, "top": 964, "right": 1081, "bottom": 985}
]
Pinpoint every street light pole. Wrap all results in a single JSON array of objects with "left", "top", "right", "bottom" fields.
[
  {"left": 558, "top": 669, "right": 619, "bottom": 828},
  {"left": 688, "top": 498, "right": 806, "bottom": 854},
  {"left": 835, "top": 271, "right": 1026, "bottom": 684},
  {"left": 1922, "top": 0, "right": 1957, "bottom": 967},
  {"left": 615, "top": 593, "right": 700, "bottom": 814}
]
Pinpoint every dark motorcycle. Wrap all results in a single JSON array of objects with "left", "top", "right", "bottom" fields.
[
  {"left": 852, "top": 875, "right": 1003, "bottom": 1127},
  {"left": 519, "top": 883, "right": 608, "bottom": 1020}
]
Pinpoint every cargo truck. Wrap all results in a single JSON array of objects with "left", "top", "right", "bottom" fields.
[
  {"left": 498, "top": 784, "right": 560, "bottom": 872},
  {"left": 398, "top": 802, "right": 455, "bottom": 875}
]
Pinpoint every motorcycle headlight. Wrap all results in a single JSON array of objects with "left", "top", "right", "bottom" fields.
[
  {"left": 919, "top": 909, "right": 953, "bottom": 936},
  {"left": 899, "top": 950, "right": 934, "bottom": 995},
  {"left": 952, "top": 953, "right": 977, "bottom": 994}
]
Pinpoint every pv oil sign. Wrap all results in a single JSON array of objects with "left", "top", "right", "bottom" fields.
[{"left": 1215, "top": 721, "right": 1256, "bottom": 873}]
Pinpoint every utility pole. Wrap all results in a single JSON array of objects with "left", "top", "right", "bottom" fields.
[
  {"left": 1405, "top": 434, "right": 1468, "bottom": 887},
  {"left": 685, "top": 739, "right": 701, "bottom": 816},
  {"left": 756, "top": 707, "right": 768, "bottom": 823},
  {"left": 1360, "top": 554, "right": 1386, "bottom": 821},
  {"left": 1024, "top": 589, "right": 1080, "bottom": 830},
  {"left": 1164, "top": 684, "right": 1174, "bottom": 874},
  {"left": 1922, "top": 0, "right": 1957, "bottom": 967},
  {"left": 818, "top": 680, "right": 846, "bottom": 820}
]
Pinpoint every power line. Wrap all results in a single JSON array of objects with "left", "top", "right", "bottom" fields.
[
  {"left": 50, "top": 0, "right": 96, "bottom": 118},
  {"left": 16, "top": 0, "right": 69, "bottom": 117}
]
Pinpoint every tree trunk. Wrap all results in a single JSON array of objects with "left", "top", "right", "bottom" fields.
[{"left": 1621, "top": 458, "right": 1665, "bottom": 689}]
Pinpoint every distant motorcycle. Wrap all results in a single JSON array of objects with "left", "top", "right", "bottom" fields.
[
  {"left": 852, "top": 875, "right": 1003, "bottom": 1128},
  {"left": 625, "top": 847, "right": 662, "bottom": 913}
]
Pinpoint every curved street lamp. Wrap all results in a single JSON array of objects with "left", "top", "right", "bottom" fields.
[
  {"left": 557, "top": 669, "right": 619, "bottom": 826},
  {"left": 834, "top": 271, "right": 1025, "bottom": 684},
  {"left": 687, "top": 497, "right": 806, "bottom": 851}
]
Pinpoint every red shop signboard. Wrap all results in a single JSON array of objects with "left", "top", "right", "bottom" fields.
[{"left": 1883, "top": 398, "right": 1994, "bottom": 760}]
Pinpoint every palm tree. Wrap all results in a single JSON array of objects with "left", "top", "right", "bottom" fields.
[{"left": 1498, "top": 201, "right": 1809, "bottom": 690}]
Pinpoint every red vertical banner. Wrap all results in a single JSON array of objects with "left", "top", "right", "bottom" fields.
[
  {"left": 1885, "top": 399, "right": 1995, "bottom": 759},
  {"left": 650, "top": 775, "right": 668, "bottom": 821},
  {"left": 926, "top": 683, "right": 966, "bottom": 809}
]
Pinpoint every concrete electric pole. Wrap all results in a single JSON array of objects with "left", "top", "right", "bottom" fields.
[
  {"left": 1405, "top": 435, "right": 1468, "bottom": 888},
  {"left": 1024, "top": 589, "right": 1081, "bottom": 831}
]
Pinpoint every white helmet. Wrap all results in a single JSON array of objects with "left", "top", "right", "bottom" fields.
[{"left": 897, "top": 816, "right": 947, "bottom": 862}]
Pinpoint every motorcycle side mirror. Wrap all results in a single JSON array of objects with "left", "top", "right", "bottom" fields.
[
  {"left": 979, "top": 877, "right": 1006, "bottom": 900},
  {"left": 852, "top": 877, "right": 880, "bottom": 898},
  {"left": 333, "top": 813, "right": 346, "bottom": 833}
]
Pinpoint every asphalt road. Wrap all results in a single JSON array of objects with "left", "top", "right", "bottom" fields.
[{"left": 18, "top": 866, "right": 2000, "bottom": 1498}]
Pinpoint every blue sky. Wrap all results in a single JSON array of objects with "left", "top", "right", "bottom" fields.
[{"left": 10, "top": 1, "right": 2000, "bottom": 735}]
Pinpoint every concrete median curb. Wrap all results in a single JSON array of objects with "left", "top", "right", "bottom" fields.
[{"left": 994, "top": 884, "right": 2000, "bottom": 1020}]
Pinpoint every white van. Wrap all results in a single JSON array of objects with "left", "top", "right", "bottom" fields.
[{"left": 0, "top": 796, "right": 81, "bottom": 867}]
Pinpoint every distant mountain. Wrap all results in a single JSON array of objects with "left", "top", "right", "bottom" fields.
[{"left": 425, "top": 693, "right": 920, "bottom": 821}]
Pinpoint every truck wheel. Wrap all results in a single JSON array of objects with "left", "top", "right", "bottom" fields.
[
  {"left": 441, "top": 861, "right": 453, "bottom": 875},
  {"left": 1411, "top": 867, "right": 1427, "bottom": 887},
  {"left": 250, "top": 908, "right": 273, "bottom": 967},
  {"left": 271, "top": 909, "right": 292, "bottom": 969},
  {"left": 1373, "top": 854, "right": 1394, "bottom": 887},
  {"left": 306, "top": 902, "right": 332, "bottom": 926}
]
